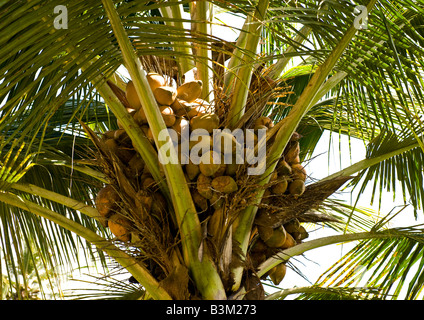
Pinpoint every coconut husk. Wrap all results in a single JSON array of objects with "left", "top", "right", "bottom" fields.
[
  {"left": 107, "top": 80, "right": 132, "bottom": 109},
  {"left": 159, "top": 264, "right": 190, "bottom": 300}
]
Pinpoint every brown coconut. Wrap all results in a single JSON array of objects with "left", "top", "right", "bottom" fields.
[
  {"left": 276, "top": 159, "right": 292, "bottom": 176},
  {"left": 96, "top": 185, "right": 120, "bottom": 219},
  {"left": 108, "top": 214, "right": 131, "bottom": 242},
  {"left": 269, "top": 263, "right": 287, "bottom": 285},
  {"left": 289, "top": 179, "right": 305, "bottom": 198},
  {"left": 291, "top": 164, "right": 307, "bottom": 181},
  {"left": 197, "top": 173, "right": 213, "bottom": 199},
  {"left": 211, "top": 175, "right": 238, "bottom": 193},
  {"left": 199, "top": 150, "right": 221, "bottom": 177},
  {"left": 271, "top": 180, "right": 288, "bottom": 195},
  {"left": 185, "top": 159, "right": 200, "bottom": 180},
  {"left": 254, "top": 116, "right": 274, "bottom": 129}
]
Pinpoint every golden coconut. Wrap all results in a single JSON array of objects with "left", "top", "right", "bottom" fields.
[
  {"left": 257, "top": 225, "right": 274, "bottom": 242},
  {"left": 154, "top": 86, "right": 177, "bottom": 106},
  {"left": 172, "top": 117, "right": 190, "bottom": 140},
  {"left": 128, "top": 153, "right": 145, "bottom": 176},
  {"left": 133, "top": 107, "right": 148, "bottom": 125},
  {"left": 125, "top": 81, "right": 142, "bottom": 110},
  {"left": 209, "top": 192, "right": 224, "bottom": 209},
  {"left": 177, "top": 80, "right": 203, "bottom": 103},
  {"left": 171, "top": 99, "right": 192, "bottom": 117},
  {"left": 146, "top": 72, "right": 166, "bottom": 92},
  {"left": 186, "top": 101, "right": 209, "bottom": 118},
  {"left": 160, "top": 106, "right": 176, "bottom": 127},
  {"left": 190, "top": 113, "right": 220, "bottom": 134}
]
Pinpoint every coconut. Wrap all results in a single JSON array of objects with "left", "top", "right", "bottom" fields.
[
  {"left": 271, "top": 180, "right": 288, "bottom": 195},
  {"left": 209, "top": 192, "right": 224, "bottom": 209},
  {"left": 211, "top": 175, "right": 238, "bottom": 193},
  {"left": 104, "top": 138, "right": 134, "bottom": 163},
  {"left": 257, "top": 225, "right": 274, "bottom": 242},
  {"left": 142, "top": 176, "right": 156, "bottom": 190},
  {"left": 128, "top": 153, "right": 145, "bottom": 176},
  {"left": 281, "top": 232, "right": 296, "bottom": 249},
  {"left": 199, "top": 150, "right": 221, "bottom": 177},
  {"left": 126, "top": 81, "right": 142, "bottom": 110},
  {"left": 154, "top": 86, "right": 177, "bottom": 106},
  {"left": 285, "top": 141, "right": 300, "bottom": 164},
  {"left": 291, "top": 225, "right": 309, "bottom": 242},
  {"left": 291, "top": 164, "right": 307, "bottom": 181},
  {"left": 108, "top": 214, "right": 131, "bottom": 242},
  {"left": 212, "top": 163, "right": 227, "bottom": 178},
  {"left": 263, "top": 226, "right": 287, "bottom": 248},
  {"left": 197, "top": 173, "right": 213, "bottom": 199},
  {"left": 135, "top": 190, "right": 153, "bottom": 216},
  {"left": 114, "top": 129, "right": 132, "bottom": 148},
  {"left": 146, "top": 72, "right": 166, "bottom": 92},
  {"left": 254, "top": 124, "right": 268, "bottom": 131},
  {"left": 289, "top": 179, "right": 305, "bottom": 198},
  {"left": 189, "top": 133, "right": 213, "bottom": 151},
  {"left": 172, "top": 117, "right": 190, "bottom": 141},
  {"left": 190, "top": 113, "right": 220, "bottom": 133},
  {"left": 213, "top": 131, "right": 240, "bottom": 156},
  {"left": 177, "top": 80, "right": 203, "bottom": 103},
  {"left": 186, "top": 101, "right": 209, "bottom": 118},
  {"left": 191, "top": 189, "right": 208, "bottom": 212},
  {"left": 133, "top": 107, "right": 148, "bottom": 125},
  {"left": 269, "top": 263, "right": 286, "bottom": 285},
  {"left": 96, "top": 185, "right": 120, "bottom": 218},
  {"left": 160, "top": 106, "right": 176, "bottom": 127},
  {"left": 185, "top": 159, "right": 200, "bottom": 180},
  {"left": 254, "top": 116, "right": 274, "bottom": 129},
  {"left": 276, "top": 159, "right": 292, "bottom": 176},
  {"left": 171, "top": 99, "right": 192, "bottom": 117}
]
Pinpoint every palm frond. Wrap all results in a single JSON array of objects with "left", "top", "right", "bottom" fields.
[{"left": 314, "top": 224, "right": 424, "bottom": 300}]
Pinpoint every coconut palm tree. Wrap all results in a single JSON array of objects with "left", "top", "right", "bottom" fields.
[{"left": 1, "top": 0, "right": 424, "bottom": 300}]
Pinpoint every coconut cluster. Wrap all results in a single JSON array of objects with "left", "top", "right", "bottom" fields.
[{"left": 94, "top": 72, "right": 309, "bottom": 287}]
